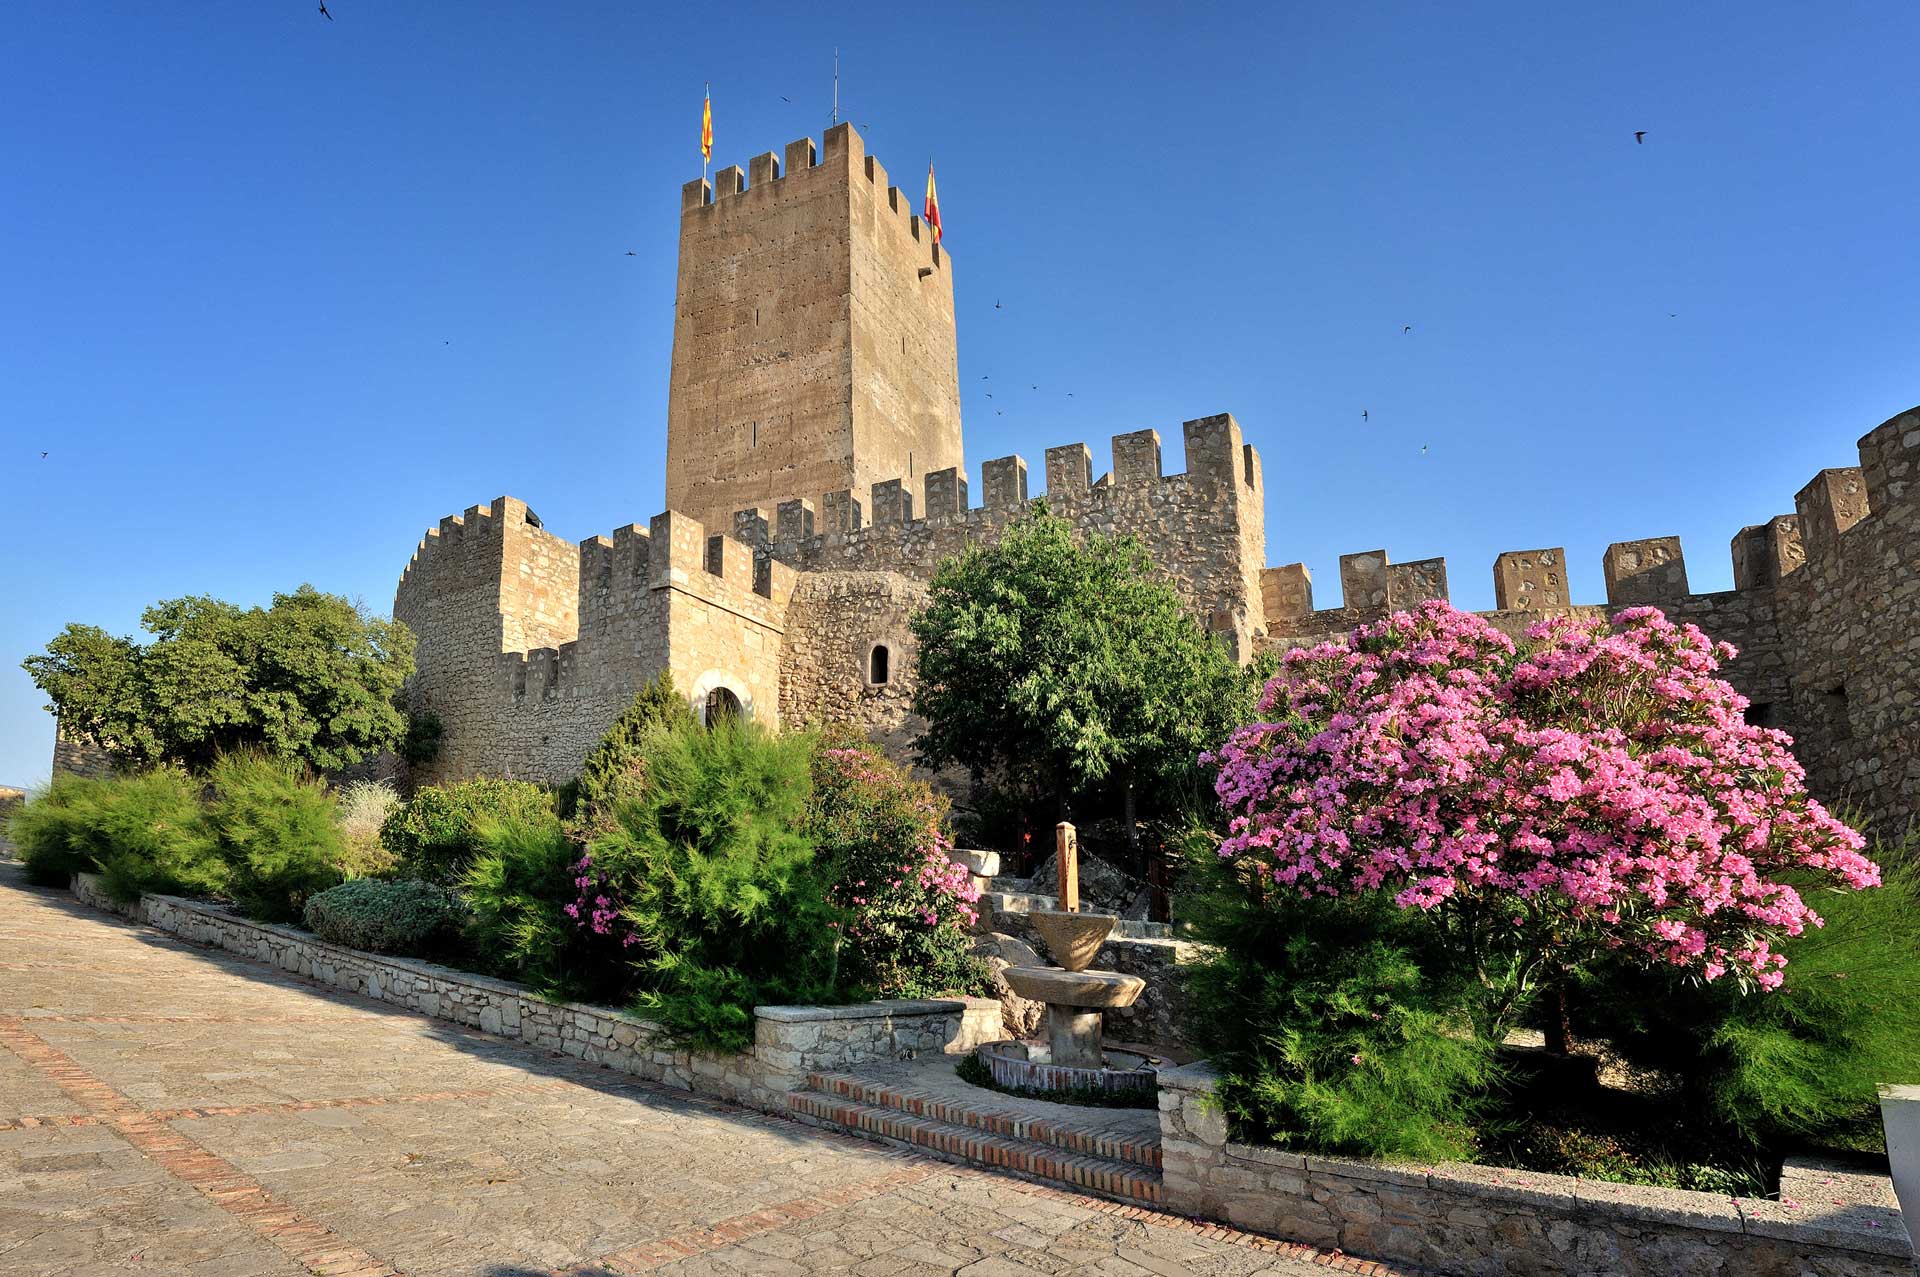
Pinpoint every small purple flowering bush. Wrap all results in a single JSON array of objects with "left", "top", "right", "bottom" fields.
[{"left": 1189, "top": 601, "right": 1907, "bottom": 1179}]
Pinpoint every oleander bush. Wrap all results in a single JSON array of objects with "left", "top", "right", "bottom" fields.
[
  {"left": 1193, "top": 601, "right": 1900, "bottom": 1182},
  {"left": 804, "top": 734, "right": 990, "bottom": 1000},
  {"left": 207, "top": 753, "right": 344, "bottom": 922},
  {"left": 303, "top": 877, "right": 469, "bottom": 958},
  {"left": 334, "top": 780, "right": 402, "bottom": 878},
  {"left": 380, "top": 778, "right": 553, "bottom": 886}
]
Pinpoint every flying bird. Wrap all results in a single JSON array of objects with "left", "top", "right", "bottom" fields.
[
  {"left": 1402, "top": 325, "right": 1413, "bottom": 334},
  {"left": 996, "top": 410, "right": 1003, "bottom": 416},
  {"left": 1031, "top": 385, "right": 1038, "bottom": 391},
  {"left": 985, "top": 393, "right": 993, "bottom": 399},
  {"left": 1635, "top": 131, "right": 1647, "bottom": 144},
  {"left": 994, "top": 301, "right": 1002, "bottom": 310},
  {"left": 624, "top": 251, "right": 637, "bottom": 257},
  {"left": 1362, "top": 410, "right": 1369, "bottom": 422},
  {"left": 1421, "top": 444, "right": 1430, "bottom": 456},
  {"left": 780, "top": 96, "right": 790, "bottom": 103},
  {"left": 318, "top": 0, "right": 332, "bottom": 18},
  {"left": 41, "top": 451, "right": 48, "bottom": 459}
]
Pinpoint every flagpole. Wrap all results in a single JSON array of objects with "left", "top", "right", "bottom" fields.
[{"left": 703, "top": 82, "right": 711, "bottom": 184}]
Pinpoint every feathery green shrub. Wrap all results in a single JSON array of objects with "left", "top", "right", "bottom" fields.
[
  {"left": 207, "top": 753, "right": 343, "bottom": 921},
  {"left": 380, "top": 778, "right": 553, "bottom": 885},
  {"left": 588, "top": 717, "right": 841, "bottom": 1051},
  {"left": 459, "top": 805, "right": 637, "bottom": 1002},
  {"left": 8, "top": 773, "right": 108, "bottom": 887},
  {"left": 1182, "top": 835, "right": 1495, "bottom": 1162},
  {"left": 8, "top": 769, "right": 225, "bottom": 901},
  {"left": 564, "top": 673, "right": 695, "bottom": 840},
  {"left": 303, "top": 877, "right": 468, "bottom": 958}
]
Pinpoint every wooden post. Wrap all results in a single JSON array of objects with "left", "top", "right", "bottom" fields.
[{"left": 1056, "top": 821, "right": 1078, "bottom": 914}]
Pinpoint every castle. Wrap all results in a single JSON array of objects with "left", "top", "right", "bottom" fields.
[{"left": 392, "top": 122, "right": 1920, "bottom": 834}]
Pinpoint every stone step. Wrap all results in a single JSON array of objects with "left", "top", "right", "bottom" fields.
[
  {"left": 978, "top": 892, "right": 1174, "bottom": 941},
  {"left": 787, "top": 1089, "right": 1163, "bottom": 1205},
  {"left": 805, "top": 1070, "right": 1161, "bottom": 1170}
]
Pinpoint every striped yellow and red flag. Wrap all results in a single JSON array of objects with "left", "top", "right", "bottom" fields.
[
  {"left": 701, "top": 85, "right": 713, "bottom": 164},
  {"left": 923, "top": 161, "right": 942, "bottom": 244}
]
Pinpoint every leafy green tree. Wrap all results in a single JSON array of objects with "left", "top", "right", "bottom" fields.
[
  {"left": 23, "top": 586, "right": 415, "bottom": 773},
  {"left": 910, "top": 507, "right": 1247, "bottom": 843}
]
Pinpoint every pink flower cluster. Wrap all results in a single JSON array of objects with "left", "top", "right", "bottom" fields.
[
  {"left": 562, "top": 854, "right": 639, "bottom": 948},
  {"left": 1208, "top": 601, "right": 1879, "bottom": 989}
]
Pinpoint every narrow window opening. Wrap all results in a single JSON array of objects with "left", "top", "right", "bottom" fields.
[
  {"left": 1744, "top": 701, "right": 1776, "bottom": 728},
  {"left": 869, "top": 645, "right": 890, "bottom": 685},
  {"left": 909, "top": 450, "right": 915, "bottom": 478},
  {"left": 750, "top": 421, "right": 758, "bottom": 449},
  {"left": 754, "top": 306, "right": 760, "bottom": 326},
  {"left": 1818, "top": 686, "right": 1852, "bottom": 740}
]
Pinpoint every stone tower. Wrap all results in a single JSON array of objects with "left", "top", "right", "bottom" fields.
[{"left": 665, "top": 122, "right": 964, "bottom": 535}]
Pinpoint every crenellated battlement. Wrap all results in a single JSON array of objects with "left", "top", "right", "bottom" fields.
[
  {"left": 1254, "top": 405, "right": 1920, "bottom": 831},
  {"left": 1259, "top": 414, "right": 1917, "bottom": 638},
  {"left": 680, "top": 122, "right": 945, "bottom": 274},
  {"left": 738, "top": 415, "right": 1263, "bottom": 555}
]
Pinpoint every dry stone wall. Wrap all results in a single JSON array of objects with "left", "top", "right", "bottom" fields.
[
  {"left": 69, "top": 872, "right": 998, "bottom": 1117},
  {"left": 1156, "top": 1062, "right": 1913, "bottom": 1277}
]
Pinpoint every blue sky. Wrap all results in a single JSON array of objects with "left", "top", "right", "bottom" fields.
[{"left": 3, "top": 2, "right": 1916, "bottom": 787}]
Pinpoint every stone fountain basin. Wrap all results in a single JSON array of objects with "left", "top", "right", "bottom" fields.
[
  {"left": 1027, "top": 909, "right": 1115, "bottom": 972},
  {"left": 1001, "top": 965, "right": 1144, "bottom": 1009}
]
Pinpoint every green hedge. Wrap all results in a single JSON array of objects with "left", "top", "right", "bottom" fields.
[
  {"left": 303, "top": 878, "right": 468, "bottom": 958},
  {"left": 380, "top": 779, "right": 553, "bottom": 886}
]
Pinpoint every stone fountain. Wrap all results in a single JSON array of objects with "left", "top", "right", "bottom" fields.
[{"left": 977, "top": 823, "right": 1154, "bottom": 1096}]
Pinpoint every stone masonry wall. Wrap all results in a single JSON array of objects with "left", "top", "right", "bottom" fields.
[
  {"left": 1256, "top": 406, "right": 1920, "bottom": 834},
  {"left": 743, "top": 414, "right": 1268, "bottom": 662},
  {"left": 70, "top": 872, "right": 999, "bottom": 1118},
  {"left": 667, "top": 123, "right": 963, "bottom": 538},
  {"left": 778, "top": 570, "right": 928, "bottom": 757},
  {"left": 1156, "top": 1062, "right": 1913, "bottom": 1277},
  {"left": 394, "top": 499, "right": 794, "bottom": 785}
]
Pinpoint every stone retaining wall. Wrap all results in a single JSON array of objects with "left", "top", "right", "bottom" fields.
[
  {"left": 1156, "top": 1062, "right": 1915, "bottom": 1277},
  {"left": 69, "top": 874, "right": 1000, "bottom": 1116}
]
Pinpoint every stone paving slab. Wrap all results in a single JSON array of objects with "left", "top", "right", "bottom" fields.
[{"left": 0, "top": 864, "right": 1388, "bottom": 1276}]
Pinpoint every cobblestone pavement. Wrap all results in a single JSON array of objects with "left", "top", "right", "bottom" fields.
[{"left": 0, "top": 866, "right": 1352, "bottom": 1277}]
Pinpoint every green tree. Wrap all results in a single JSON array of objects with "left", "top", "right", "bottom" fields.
[
  {"left": 910, "top": 507, "right": 1246, "bottom": 845},
  {"left": 23, "top": 586, "right": 415, "bottom": 773}
]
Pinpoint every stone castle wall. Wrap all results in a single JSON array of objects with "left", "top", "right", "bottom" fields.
[
  {"left": 1257, "top": 406, "right": 1920, "bottom": 833},
  {"left": 742, "top": 413, "right": 1268, "bottom": 661},
  {"left": 394, "top": 499, "right": 794, "bottom": 786},
  {"left": 666, "top": 123, "right": 963, "bottom": 538}
]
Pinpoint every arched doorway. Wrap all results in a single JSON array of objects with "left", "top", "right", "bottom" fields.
[{"left": 704, "top": 686, "right": 743, "bottom": 726}]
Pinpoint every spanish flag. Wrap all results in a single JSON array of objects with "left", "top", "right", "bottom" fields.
[
  {"left": 701, "top": 85, "right": 713, "bottom": 165},
  {"left": 923, "top": 162, "right": 942, "bottom": 245}
]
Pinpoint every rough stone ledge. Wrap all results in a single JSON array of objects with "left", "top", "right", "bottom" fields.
[
  {"left": 758, "top": 998, "right": 976, "bottom": 1023},
  {"left": 1156, "top": 1054, "right": 1913, "bottom": 1272}
]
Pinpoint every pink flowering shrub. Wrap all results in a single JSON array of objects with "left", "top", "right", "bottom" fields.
[
  {"left": 805, "top": 737, "right": 989, "bottom": 999},
  {"left": 561, "top": 853, "right": 640, "bottom": 950},
  {"left": 1209, "top": 601, "right": 1877, "bottom": 1032}
]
